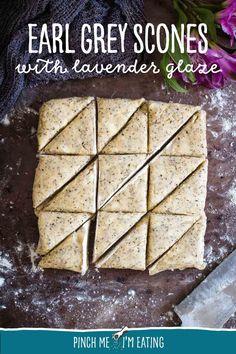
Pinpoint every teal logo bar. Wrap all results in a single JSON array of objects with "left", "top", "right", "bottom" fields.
[{"left": 0, "top": 328, "right": 235, "bottom": 354}]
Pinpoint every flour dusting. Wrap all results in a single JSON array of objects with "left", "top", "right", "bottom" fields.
[
  {"left": 228, "top": 183, "right": 236, "bottom": 206},
  {"left": 127, "top": 289, "right": 136, "bottom": 298},
  {"left": 0, "top": 252, "right": 13, "bottom": 272},
  {"left": 1, "top": 84, "right": 236, "bottom": 329},
  {"left": 1, "top": 114, "right": 10, "bottom": 126},
  {"left": 27, "top": 244, "right": 40, "bottom": 273},
  {"left": 204, "top": 87, "right": 236, "bottom": 139}
]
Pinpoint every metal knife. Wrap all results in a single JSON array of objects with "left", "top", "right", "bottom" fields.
[{"left": 175, "top": 249, "right": 236, "bottom": 328}]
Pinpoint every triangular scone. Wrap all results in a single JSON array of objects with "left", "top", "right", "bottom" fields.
[
  {"left": 154, "top": 161, "right": 208, "bottom": 215},
  {"left": 147, "top": 213, "right": 198, "bottom": 266},
  {"left": 161, "top": 110, "right": 207, "bottom": 157},
  {"left": 148, "top": 156, "right": 204, "bottom": 210},
  {"left": 97, "top": 97, "right": 145, "bottom": 152},
  {"left": 36, "top": 211, "right": 91, "bottom": 255},
  {"left": 102, "top": 167, "right": 148, "bottom": 213},
  {"left": 43, "top": 101, "right": 96, "bottom": 155},
  {"left": 149, "top": 214, "right": 206, "bottom": 275},
  {"left": 102, "top": 104, "right": 148, "bottom": 154},
  {"left": 45, "top": 160, "right": 97, "bottom": 213},
  {"left": 32, "top": 155, "right": 91, "bottom": 208},
  {"left": 37, "top": 97, "right": 93, "bottom": 151},
  {"left": 39, "top": 220, "right": 90, "bottom": 274},
  {"left": 148, "top": 101, "right": 200, "bottom": 154},
  {"left": 96, "top": 217, "right": 148, "bottom": 271},
  {"left": 97, "top": 154, "right": 146, "bottom": 208},
  {"left": 93, "top": 211, "right": 143, "bottom": 262}
]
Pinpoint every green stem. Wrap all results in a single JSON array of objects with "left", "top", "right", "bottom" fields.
[
  {"left": 178, "top": 0, "right": 209, "bottom": 25},
  {"left": 176, "top": 0, "right": 197, "bottom": 23}
]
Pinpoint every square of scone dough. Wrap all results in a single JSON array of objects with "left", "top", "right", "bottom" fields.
[
  {"left": 97, "top": 154, "right": 146, "bottom": 208},
  {"left": 97, "top": 154, "right": 147, "bottom": 209},
  {"left": 148, "top": 101, "right": 200, "bottom": 155},
  {"left": 39, "top": 219, "right": 91, "bottom": 274},
  {"left": 102, "top": 166, "right": 148, "bottom": 213},
  {"left": 161, "top": 110, "right": 207, "bottom": 157},
  {"left": 102, "top": 103, "right": 148, "bottom": 154},
  {"left": 37, "top": 96, "right": 93, "bottom": 151},
  {"left": 97, "top": 97, "right": 145, "bottom": 152},
  {"left": 96, "top": 216, "right": 149, "bottom": 271},
  {"left": 32, "top": 155, "right": 91, "bottom": 209},
  {"left": 153, "top": 161, "right": 208, "bottom": 215},
  {"left": 44, "top": 160, "right": 97, "bottom": 213},
  {"left": 148, "top": 155, "right": 205, "bottom": 211},
  {"left": 93, "top": 211, "right": 144, "bottom": 262},
  {"left": 148, "top": 214, "right": 206, "bottom": 275},
  {"left": 36, "top": 211, "right": 91, "bottom": 255},
  {"left": 147, "top": 213, "right": 198, "bottom": 267},
  {"left": 42, "top": 100, "right": 97, "bottom": 155}
]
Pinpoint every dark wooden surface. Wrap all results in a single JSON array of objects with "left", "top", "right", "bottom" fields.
[{"left": 0, "top": 0, "right": 236, "bottom": 328}]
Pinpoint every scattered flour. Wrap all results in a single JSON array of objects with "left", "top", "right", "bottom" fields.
[
  {"left": 15, "top": 241, "right": 24, "bottom": 252},
  {"left": 1, "top": 114, "right": 10, "bottom": 126},
  {"left": 0, "top": 85, "right": 235, "bottom": 329},
  {"left": 209, "top": 89, "right": 228, "bottom": 109},
  {"left": 0, "top": 252, "right": 13, "bottom": 272},
  {"left": 27, "top": 244, "right": 40, "bottom": 273},
  {"left": 228, "top": 183, "right": 236, "bottom": 206},
  {"left": 222, "top": 119, "right": 234, "bottom": 133},
  {"left": 30, "top": 126, "right": 36, "bottom": 135},
  {"left": 127, "top": 289, "right": 136, "bottom": 298},
  {"left": 205, "top": 87, "right": 236, "bottom": 138}
]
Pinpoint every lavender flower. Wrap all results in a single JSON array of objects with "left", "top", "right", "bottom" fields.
[
  {"left": 217, "top": 0, "right": 236, "bottom": 46},
  {"left": 176, "top": 39, "right": 236, "bottom": 88}
]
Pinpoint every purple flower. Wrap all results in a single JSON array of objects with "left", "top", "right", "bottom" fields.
[
  {"left": 217, "top": 0, "right": 236, "bottom": 46},
  {"left": 175, "top": 40, "right": 236, "bottom": 88}
]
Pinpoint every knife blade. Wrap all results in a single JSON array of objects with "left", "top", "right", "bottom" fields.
[{"left": 175, "top": 249, "right": 236, "bottom": 328}]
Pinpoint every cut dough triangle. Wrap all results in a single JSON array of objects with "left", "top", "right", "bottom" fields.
[
  {"left": 45, "top": 160, "right": 97, "bottom": 213},
  {"left": 148, "top": 156, "right": 204, "bottom": 210},
  {"left": 161, "top": 110, "right": 207, "bottom": 157},
  {"left": 147, "top": 213, "right": 198, "bottom": 266},
  {"left": 149, "top": 214, "right": 206, "bottom": 275},
  {"left": 102, "top": 167, "right": 148, "bottom": 213},
  {"left": 102, "top": 104, "right": 148, "bottom": 154},
  {"left": 38, "top": 97, "right": 93, "bottom": 151},
  {"left": 154, "top": 161, "right": 208, "bottom": 215},
  {"left": 36, "top": 211, "right": 91, "bottom": 255},
  {"left": 93, "top": 211, "right": 143, "bottom": 262},
  {"left": 39, "top": 220, "right": 91, "bottom": 274},
  {"left": 43, "top": 101, "right": 96, "bottom": 155},
  {"left": 97, "top": 97, "right": 145, "bottom": 152},
  {"left": 148, "top": 101, "right": 200, "bottom": 154},
  {"left": 96, "top": 216, "right": 148, "bottom": 270},
  {"left": 97, "top": 154, "right": 147, "bottom": 208},
  {"left": 32, "top": 155, "right": 91, "bottom": 208}
]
